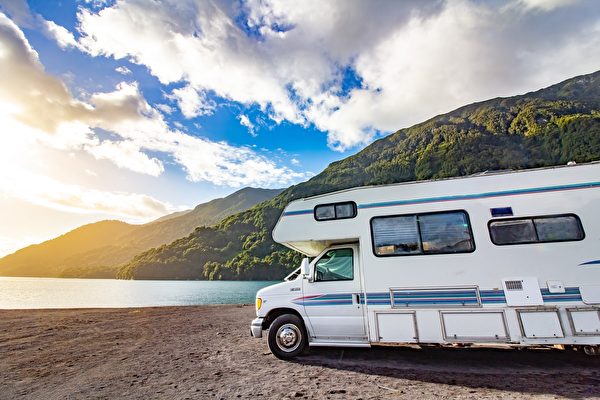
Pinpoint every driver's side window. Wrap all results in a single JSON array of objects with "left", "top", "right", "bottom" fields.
[{"left": 314, "top": 248, "right": 353, "bottom": 282}]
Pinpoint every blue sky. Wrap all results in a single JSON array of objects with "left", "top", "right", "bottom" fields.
[
  {"left": 0, "top": 0, "right": 599, "bottom": 256},
  {"left": 23, "top": 1, "right": 349, "bottom": 179}
]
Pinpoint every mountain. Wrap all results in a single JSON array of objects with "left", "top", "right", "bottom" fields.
[
  {"left": 0, "top": 187, "right": 283, "bottom": 278},
  {"left": 118, "top": 70, "right": 600, "bottom": 280},
  {"left": 151, "top": 209, "right": 192, "bottom": 223}
]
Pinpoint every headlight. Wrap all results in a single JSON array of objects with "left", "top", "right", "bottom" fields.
[{"left": 256, "top": 297, "right": 262, "bottom": 310}]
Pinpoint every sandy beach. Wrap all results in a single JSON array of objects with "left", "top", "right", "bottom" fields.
[{"left": 0, "top": 305, "right": 599, "bottom": 399}]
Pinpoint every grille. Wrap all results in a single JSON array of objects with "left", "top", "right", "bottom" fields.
[{"left": 505, "top": 280, "right": 523, "bottom": 291}]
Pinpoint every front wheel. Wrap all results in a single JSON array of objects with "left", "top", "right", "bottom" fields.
[{"left": 267, "top": 314, "right": 308, "bottom": 359}]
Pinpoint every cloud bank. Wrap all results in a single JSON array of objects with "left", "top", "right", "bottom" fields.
[
  {"left": 1, "top": 171, "right": 180, "bottom": 221},
  {"left": 0, "top": 12, "right": 307, "bottom": 188},
  {"left": 68, "top": 0, "right": 600, "bottom": 150}
]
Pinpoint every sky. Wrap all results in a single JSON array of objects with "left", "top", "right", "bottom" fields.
[{"left": 0, "top": 0, "right": 599, "bottom": 257}]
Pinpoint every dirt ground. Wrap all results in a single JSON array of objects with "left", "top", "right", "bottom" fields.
[{"left": 0, "top": 305, "right": 599, "bottom": 399}]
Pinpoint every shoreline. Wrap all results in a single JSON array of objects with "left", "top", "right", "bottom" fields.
[
  {"left": 1, "top": 305, "right": 599, "bottom": 399},
  {"left": 0, "top": 303, "right": 254, "bottom": 311}
]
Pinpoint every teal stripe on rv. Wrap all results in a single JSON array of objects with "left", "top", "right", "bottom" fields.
[
  {"left": 281, "top": 181, "right": 600, "bottom": 216},
  {"left": 294, "top": 288, "right": 582, "bottom": 306}
]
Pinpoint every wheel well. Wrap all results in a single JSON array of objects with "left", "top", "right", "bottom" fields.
[{"left": 263, "top": 308, "right": 303, "bottom": 330}]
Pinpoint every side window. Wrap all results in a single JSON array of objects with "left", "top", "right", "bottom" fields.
[
  {"left": 314, "top": 248, "right": 353, "bottom": 282},
  {"left": 488, "top": 219, "right": 537, "bottom": 245},
  {"left": 489, "top": 214, "right": 584, "bottom": 245},
  {"left": 335, "top": 203, "right": 355, "bottom": 218},
  {"left": 371, "top": 215, "right": 420, "bottom": 255},
  {"left": 371, "top": 211, "right": 474, "bottom": 257},
  {"left": 315, "top": 205, "right": 335, "bottom": 220},
  {"left": 314, "top": 202, "right": 357, "bottom": 221},
  {"left": 419, "top": 212, "right": 474, "bottom": 253},
  {"left": 534, "top": 216, "right": 584, "bottom": 242}
]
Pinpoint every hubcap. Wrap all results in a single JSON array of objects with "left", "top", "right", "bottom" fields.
[
  {"left": 275, "top": 323, "right": 302, "bottom": 352},
  {"left": 584, "top": 345, "right": 600, "bottom": 356}
]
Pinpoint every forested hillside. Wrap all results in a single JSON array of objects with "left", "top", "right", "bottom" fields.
[{"left": 119, "top": 71, "right": 600, "bottom": 280}]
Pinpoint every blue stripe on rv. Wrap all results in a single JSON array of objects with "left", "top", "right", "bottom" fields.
[
  {"left": 281, "top": 180, "right": 600, "bottom": 216},
  {"left": 283, "top": 209, "right": 313, "bottom": 216},
  {"left": 579, "top": 260, "right": 600, "bottom": 266},
  {"left": 295, "top": 287, "right": 582, "bottom": 306}
]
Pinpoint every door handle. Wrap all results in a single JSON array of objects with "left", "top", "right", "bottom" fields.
[{"left": 353, "top": 293, "right": 361, "bottom": 306}]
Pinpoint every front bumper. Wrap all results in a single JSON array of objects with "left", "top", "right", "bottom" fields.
[{"left": 250, "top": 317, "right": 264, "bottom": 338}]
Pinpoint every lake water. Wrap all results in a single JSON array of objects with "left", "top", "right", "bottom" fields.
[{"left": 0, "top": 277, "right": 279, "bottom": 309}]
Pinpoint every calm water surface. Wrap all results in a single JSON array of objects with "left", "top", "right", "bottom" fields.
[{"left": 0, "top": 277, "right": 279, "bottom": 309}]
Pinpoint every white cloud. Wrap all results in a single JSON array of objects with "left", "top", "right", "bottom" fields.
[
  {"left": 238, "top": 114, "right": 256, "bottom": 136},
  {"left": 40, "top": 18, "right": 83, "bottom": 50},
  {"left": 291, "top": 158, "right": 300, "bottom": 166},
  {"left": 169, "top": 133, "right": 306, "bottom": 186},
  {"left": 83, "top": 0, "right": 112, "bottom": 9},
  {"left": 0, "top": 170, "right": 180, "bottom": 221},
  {"left": 115, "top": 65, "right": 131, "bottom": 75},
  {"left": 0, "top": 0, "right": 33, "bottom": 27},
  {"left": 0, "top": 12, "right": 308, "bottom": 187},
  {"left": 515, "top": 0, "right": 578, "bottom": 12},
  {"left": 85, "top": 140, "right": 165, "bottom": 176},
  {"left": 76, "top": 0, "right": 306, "bottom": 124},
  {"left": 156, "top": 103, "right": 174, "bottom": 114},
  {"left": 167, "top": 85, "right": 215, "bottom": 118},
  {"left": 74, "top": 0, "right": 600, "bottom": 151}
]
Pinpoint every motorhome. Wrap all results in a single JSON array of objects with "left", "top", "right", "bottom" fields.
[{"left": 250, "top": 162, "right": 600, "bottom": 359}]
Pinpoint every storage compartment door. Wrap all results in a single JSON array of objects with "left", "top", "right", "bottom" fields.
[
  {"left": 568, "top": 309, "right": 600, "bottom": 335},
  {"left": 441, "top": 311, "right": 509, "bottom": 341},
  {"left": 518, "top": 310, "right": 564, "bottom": 338},
  {"left": 581, "top": 285, "right": 600, "bottom": 304},
  {"left": 376, "top": 312, "right": 418, "bottom": 343}
]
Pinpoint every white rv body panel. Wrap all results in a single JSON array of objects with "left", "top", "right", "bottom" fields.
[{"left": 256, "top": 163, "right": 600, "bottom": 350}]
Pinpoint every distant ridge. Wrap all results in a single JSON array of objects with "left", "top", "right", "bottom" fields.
[{"left": 0, "top": 187, "right": 283, "bottom": 278}]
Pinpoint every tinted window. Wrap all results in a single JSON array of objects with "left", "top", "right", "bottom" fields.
[
  {"left": 489, "top": 214, "right": 584, "bottom": 245},
  {"left": 534, "top": 216, "right": 584, "bottom": 242},
  {"left": 419, "top": 212, "right": 474, "bottom": 253},
  {"left": 336, "top": 203, "right": 355, "bottom": 218},
  {"left": 315, "top": 248, "right": 353, "bottom": 281},
  {"left": 489, "top": 219, "right": 537, "bottom": 245},
  {"left": 314, "top": 202, "right": 356, "bottom": 221},
  {"left": 371, "top": 211, "right": 474, "bottom": 257},
  {"left": 315, "top": 205, "right": 335, "bottom": 220},
  {"left": 372, "top": 215, "right": 420, "bottom": 255}
]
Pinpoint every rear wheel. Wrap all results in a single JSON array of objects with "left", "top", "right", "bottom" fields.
[
  {"left": 583, "top": 345, "right": 600, "bottom": 356},
  {"left": 268, "top": 314, "right": 308, "bottom": 359}
]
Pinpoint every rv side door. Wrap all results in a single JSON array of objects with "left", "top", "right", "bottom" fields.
[{"left": 301, "top": 245, "right": 366, "bottom": 341}]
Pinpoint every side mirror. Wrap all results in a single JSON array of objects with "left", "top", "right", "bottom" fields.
[{"left": 300, "top": 258, "right": 310, "bottom": 276}]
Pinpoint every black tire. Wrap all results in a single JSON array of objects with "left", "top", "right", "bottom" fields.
[{"left": 267, "top": 314, "right": 308, "bottom": 360}]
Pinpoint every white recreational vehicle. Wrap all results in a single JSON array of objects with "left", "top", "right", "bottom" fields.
[{"left": 250, "top": 162, "right": 600, "bottom": 359}]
